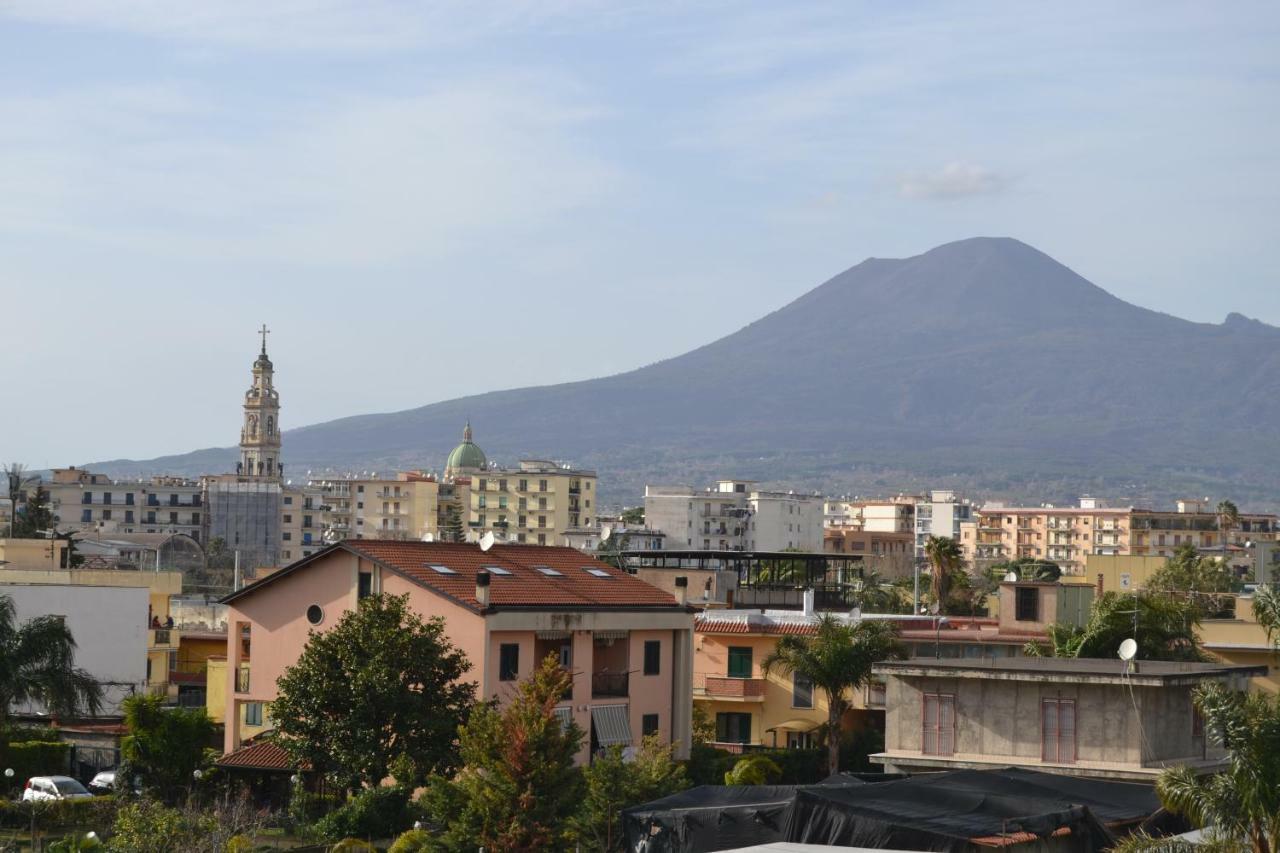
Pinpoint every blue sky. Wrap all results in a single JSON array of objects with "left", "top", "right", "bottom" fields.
[{"left": 2, "top": 2, "right": 1277, "bottom": 466}]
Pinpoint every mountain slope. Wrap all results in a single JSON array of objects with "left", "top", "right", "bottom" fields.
[{"left": 91, "top": 238, "right": 1280, "bottom": 506}]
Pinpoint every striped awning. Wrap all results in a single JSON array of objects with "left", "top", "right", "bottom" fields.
[
  {"left": 593, "top": 630, "right": 629, "bottom": 641},
  {"left": 591, "top": 704, "right": 632, "bottom": 747},
  {"left": 553, "top": 706, "right": 574, "bottom": 731},
  {"left": 536, "top": 630, "right": 572, "bottom": 640}
]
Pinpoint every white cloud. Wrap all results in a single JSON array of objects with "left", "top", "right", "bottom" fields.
[{"left": 898, "top": 162, "right": 1010, "bottom": 201}]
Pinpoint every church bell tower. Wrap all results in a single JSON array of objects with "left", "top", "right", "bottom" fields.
[{"left": 238, "top": 325, "right": 282, "bottom": 480}]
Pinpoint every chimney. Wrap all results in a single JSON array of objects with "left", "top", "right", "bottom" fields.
[
  {"left": 1096, "top": 573, "right": 1104, "bottom": 597},
  {"left": 803, "top": 588, "right": 816, "bottom": 619},
  {"left": 674, "top": 576, "right": 688, "bottom": 607},
  {"left": 475, "top": 570, "right": 491, "bottom": 609}
]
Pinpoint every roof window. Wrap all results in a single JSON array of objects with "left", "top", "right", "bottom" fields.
[
  {"left": 427, "top": 564, "right": 456, "bottom": 575},
  {"left": 483, "top": 565, "right": 512, "bottom": 576},
  {"left": 534, "top": 566, "right": 563, "bottom": 577},
  {"left": 584, "top": 567, "right": 612, "bottom": 578}
]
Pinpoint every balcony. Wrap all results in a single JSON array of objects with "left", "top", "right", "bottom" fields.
[
  {"left": 591, "top": 672, "right": 629, "bottom": 698},
  {"left": 700, "top": 676, "right": 766, "bottom": 701},
  {"left": 149, "top": 628, "right": 176, "bottom": 648}
]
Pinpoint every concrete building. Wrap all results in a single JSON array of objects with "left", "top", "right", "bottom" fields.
[
  {"left": 220, "top": 540, "right": 694, "bottom": 763},
  {"left": 960, "top": 499, "right": 1277, "bottom": 577},
  {"left": 646, "top": 480, "right": 822, "bottom": 552},
  {"left": 1, "top": 582, "right": 149, "bottom": 716},
  {"left": 822, "top": 528, "right": 915, "bottom": 580},
  {"left": 0, "top": 537, "right": 69, "bottom": 571},
  {"left": 45, "top": 467, "right": 203, "bottom": 542},
  {"left": 910, "top": 491, "right": 973, "bottom": 558},
  {"left": 564, "top": 524, "right": 666, "bottom": 553},
  {"left": 308, "top": 471, "right": 440, "bottom": 545},
  {"left": 873, "top": 657, "right": 1264, "bottom": 780}
]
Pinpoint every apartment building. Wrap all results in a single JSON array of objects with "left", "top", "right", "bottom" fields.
[
  {"left": 307, "top": 472, "right": 440, "bottom": 545},
  {"left": 220, "top": 541, "right": 693, "bottom": 763},
  {"left": 911, "top": 490, "right": 974, "bottom": 558},
  {"left": 46, "top": 467, "right": 204, "bottom": 541},
  {"left": 960, "top": 498, "right": 1277, "bottom": 576},
  {"left": 822, "top": 498, "right": 914, "bottom": 533},
  {"left": 646, "top": 480, "right": 823, "bottom": 552},
  {"left": 465, "top": 460, "right": 597, "bottom": 546}
]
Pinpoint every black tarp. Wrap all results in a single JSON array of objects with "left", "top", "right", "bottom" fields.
[{"left": 624, "top": 768, "right": 1160, "bottom": 853}]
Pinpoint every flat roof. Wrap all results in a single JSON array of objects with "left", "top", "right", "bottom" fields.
[{"left": 875, "top": 656, "right": 1267, "bottom": 686}]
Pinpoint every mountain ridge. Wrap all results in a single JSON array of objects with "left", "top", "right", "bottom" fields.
[{"left": 86, "top": 237, "right": 1280, "bottom": 509}]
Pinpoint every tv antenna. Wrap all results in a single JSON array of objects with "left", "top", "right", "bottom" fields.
[
  {"left": 1118, "top": 637, "right": 1138, "bottom": 675},
  {"left": 479, "top": 531, "right": 496, "bottom": 552}
]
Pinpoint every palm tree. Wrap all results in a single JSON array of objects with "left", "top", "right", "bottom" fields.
[
  {"left": 1252, "top": 584, "right": 1280, "bottom": 649},
  {"left": 924, "top": 536, "right": 963, "bottom": 614},
  {"left": 0, "top": 594, "right": 103, "bottom": 729},
  {"left": 762, "top": 614, "right": 902, "bottom": 773},
  {"left": 3, "top": 462, "right": 37, "bottom": 537},
  {"left": 1218, "top": 500, "right": 1241, "bottom": 568},
  {"left": 1129, "top": 682, "right": 1280, "bottom": 853}
]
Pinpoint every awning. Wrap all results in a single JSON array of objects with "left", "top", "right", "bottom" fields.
[
  {"left": 767, "top": 718, "right": 820, "bottom": 732},
  {"left": 553, "top": 706, "right": 574, "bottom": 731},
  {"left": 594, "top": 630, "right": 629, "bottom": 641},
  {"left": 591, "top": 704, "right": 632, "bottom": 747},
  {"left": 536, "top": 630, "right": 572, "bottom": 640}
]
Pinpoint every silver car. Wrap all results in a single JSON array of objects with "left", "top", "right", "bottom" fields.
[{"left": 21, "top": 776, "right": 93, "bottom": 802}]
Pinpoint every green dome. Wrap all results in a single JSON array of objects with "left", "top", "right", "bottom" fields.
[{"left": 446, "top": 422, "right": 487, "bottom": 471}]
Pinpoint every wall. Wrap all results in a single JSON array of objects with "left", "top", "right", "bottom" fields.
[
  {"left": 0, "top": 539, "right": 68, "bottom": 571},
  {"left": 3, "top": 583, "right": 148, "bottom": 716},
  {"left": 1077, "top": 555, "right": 1168, "bottom": 594}
]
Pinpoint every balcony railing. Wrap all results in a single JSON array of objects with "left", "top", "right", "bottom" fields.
[
  {"left": 235, "top": 666, "right": 250, "bottom": 694},
  {"left": 591, "top": 672, "right": 629, "bottom": 698},
  {"left": 149, "top": 628, "right": 174, "bottom": 647},
  {"left": 702, "top": 676, "right": 766, "bottom": 699}
]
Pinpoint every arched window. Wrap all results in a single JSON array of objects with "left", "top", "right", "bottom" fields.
[{"left": 267, "top": 416, "right": 274, "bottom": 435}]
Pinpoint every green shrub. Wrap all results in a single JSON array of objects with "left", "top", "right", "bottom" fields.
[
  {"left": 312, "top": 786, "right": 426, "bottom": 842},
  {"left": 3, "top": 725, "right": 61, "bottom": 743},
  {"left": 685, "top": 743, "right": 738, "bottom": 786},
  {"left": 0, "top": 796, "right": 118, "bottom": 831},
  {"left": 288, "top": 788, "right": 343, "bottom": 825},
  {"left": 838, "top": 727, "right": 885, "bottom": 773},
  {"left": 107, "top": 799, "right": 216, "bottom": 853},
  {"left": 329, "top": 840, "right": 377, "bottom": 852},
  {"left": 686, "top": 745, "right": 826, "bottom": 786},
  {"left": 388, "top": 829, "right": 431, "bottom": 853},
  {"left": 1, "top": 740, "right": 72, "bottom": 781},
  {"left": 724, "top": 755, "right": 782, "bottom": 785}
]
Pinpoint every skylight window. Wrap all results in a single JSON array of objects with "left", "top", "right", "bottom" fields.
[
  {"left": 483, "top": 565, "right": 512, "bottom": 576},
  {"left": 534, "top": 566, "right": 563, "bottom": 577},
  {"left": 585, "top": 568, "right": 612, "bottom": 578},
  {"left": 427, "top": 564, "right": 456, "bottom": 575}
]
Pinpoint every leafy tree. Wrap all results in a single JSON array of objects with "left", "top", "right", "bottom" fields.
[
  {"left": 620, "top": 506, "right": 645, "bottom": 526},
  {"left": 1029, "top": 591, "right": 1205, "bottom": 661},
  {"left": 851, "top": 569, "right": 898, "bottom": 613},
  {"left": 1115, "top": 682, "right": 1280, "bottom": 853},
  {"left": 690, "top": 703, "right": 715, "bottom": 746},
  {"left": 1218, "top": 499, "right": 1241, "bottom": 556},
  {"left": 106, "top": 797, "right": 267, "bottom": 853},
  {"left": 571, "top": 735, "right": 688, "bottom": 851},
  {"left": 388, "top": 829, "right": 433, "bottom": 853},
  {"left": 724, "top": 754, "right": 782, "bottom": 785},
  {"left": 271, "top": 594, "right": 475, "bottom": 792},
  {"left": 989, "top": 557, "right": 1062, "bottom": 583},
  {"left": 424, "top": 654, "right": 583, "bottom": 851},
  {"left": 312, "top": 785, "right": 426, "bottom": 841},
  {"left": 1252, "top": 585, "right": 1280, "bottom": 649},
  {"left": 762, "top": 615, "right": 903, "bottom": 772},
  {"left": 0, "top": 594, "right": 102, "bottom": 729},
  {"left": 441, "top": 504, "right": 464, "bottom": 543},
  {"left": 119, "top": 693, "right": 214, "bottom": 802},
  {"left": 1148, "top": 544, "right": 1239, "bottom": 617},
  {"left": 11, "top": 486, "right": 54, "bottom": 538}
]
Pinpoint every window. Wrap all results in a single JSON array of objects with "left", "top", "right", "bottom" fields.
[
  {"left": 427, "top": 564, "right": 456, "bottom": 575},
  {"left": 81, "top": 509, "right": 92, "bottom": 523},
  {"left": 125, "top": 493, "right": 134, "bottom": 505},
  {"left": 644, "top": 640, "right": 661, "bottom": 675},
  {"left": 283, "top": 514, "right": 292, "bottom": 523},
  {"left": 306, "top": 605, "right": 324, "bottom": 625},
  {"left": 82, "top": 492, "right": 92, "bottom": 504},
  {"left": 483, "top": 565, "right": 511, "bottom": 576},
  {"left": 499, "top": 644, "right": 520, "bottom": 681},
  {"left": 357, "top": 571, "right": 373, "bottom": 599},
  {"left": 538, "top": 515, "right": 547, "bottom": 528},
  {"left": 537, "top": 534, "right": 546, "bottom": 545},
  {"left": 103, "top": 491, "right": 112, "bottom": 505},
  {"left": 102, "top": 509, "right": 112, "bottom": 521},
  {"left": 793, "top": 673, "right": 814, "bottom": 709},
  {"left": 535, "top": 566, "right": 563, "bottom": 577},
  {"left": 1015, "top": 587, "right": 1040, "bottom": 621},
  {"left": 519, "top": 479, "right": 528, "bottom": 491},
  {"left": 245, "top": 702, "right": 263, "bottom": 727},
  {"left": 716, "top": 712, "right": 752, "bottom": 744},
  {"left": 169, "top": 511, "right": 178, "bottom": 524},
  {"left": 922, "top": 693, "right": 956, "bottom": 756},
  {"left": 283, "top": 532, "right": 292, "bottom": 541},
  {"left": 478, "top": 478, "right": 487, "bottom": 492},
  {"left": 1041, "top": 698, "right": 1076, "bottom": 763},
  {"left": 727, "top": 646, "right": 753, "bottom": 678},
  {"left": 539, "top": 479, "right": 548, "bottom": 492},
  {"left": 125, "top": 510, "right": 134, "bottom": 523},
  {"left": 284, "top": 496, "right": 293, "bottom": 505},
  {"left": 191, "top": 513, "right": 199, "bottom": 525},
  {"left": 642, "top": 714, "right": 660, "bottom": 737}
]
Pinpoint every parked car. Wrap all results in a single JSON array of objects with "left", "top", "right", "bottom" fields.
[
  {"left": 22, "top": 776, "right": 93, "bottom": 802},
  {"left": 88, "top": 770, "right": 117, "bottom": 795}
]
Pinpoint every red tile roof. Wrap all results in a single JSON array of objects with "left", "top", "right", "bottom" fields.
[
  {"left": 217, "top": 740, "right": 296, "bottom": 771},
  {"left": 225, "top": 541, "right": 680, "bottom": 612}
]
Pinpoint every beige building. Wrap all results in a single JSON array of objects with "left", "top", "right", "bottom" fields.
[
  {"left": 959, "top": 498, "right": 1276, "bottom": 576},
  {"left": 646, "top": 479, "right": 823, "bottom": 552},
  {"left": 46, "top": 467, "right": 204, "bottom": 542},
  {"left": 307, "top": 471, "right": 440, "bottom": 544}
]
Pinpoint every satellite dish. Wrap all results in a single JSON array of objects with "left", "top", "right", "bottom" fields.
[
  {"left": 1118, "top": 638, "right": 1138, "bottom": 661},
  {"left": 1004, "top": 571, "right": 1019, "bottom": 583},
  {"left": 600, "top": 525, "right": 612, "bottom": 543},
  {"left": 479, "top": 531, "right": 496, "bottom": 552},
  {"left": 421, "top": 532, "right": 435, "bottom": 543}
]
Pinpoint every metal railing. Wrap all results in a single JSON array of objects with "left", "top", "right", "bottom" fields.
[
  {"left": 591, "top": 672, "right": 629, "bottom": 698},
  {"left": 236, "top": 666, "right": 251, "bottom": 693}
]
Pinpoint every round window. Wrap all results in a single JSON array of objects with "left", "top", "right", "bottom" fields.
[{"left": 306, "top": 605, "right": 324, "bottom": 625}]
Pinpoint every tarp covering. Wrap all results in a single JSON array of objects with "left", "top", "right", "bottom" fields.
[
  {"left": 593, "top": 704, "right": 633, "bottom": 746},
  {"left": 624, "top": 768, "right": 1159, "bottom": 853}
]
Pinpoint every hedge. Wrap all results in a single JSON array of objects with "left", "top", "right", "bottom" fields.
[
  {"left": 1, "top": 740, "right": 72, "bottom": 784},
  {"left": 0, "top": 796, "right": 118, "bottom": 831},
  {"left": 685, "top": 745, "right": 826, "bottom": 786}
]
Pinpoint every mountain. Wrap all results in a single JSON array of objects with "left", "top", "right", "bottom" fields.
[{"left": 91, "top": 238, "right": 1280, "bottom": 508}]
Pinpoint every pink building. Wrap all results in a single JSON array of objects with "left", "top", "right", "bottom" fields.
[{"left": 220, "top": 541, "right": 695, "bottom": 763}]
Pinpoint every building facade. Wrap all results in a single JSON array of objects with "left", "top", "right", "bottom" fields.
[
  {"left": 220, "top": 541, "right": 694, "bottom": 763},
  {"left": 646, "top": 480, "right": 823, "bottom": 552},
  {"left": 46, "top": 468, "right": 204, "bottom": 542}
]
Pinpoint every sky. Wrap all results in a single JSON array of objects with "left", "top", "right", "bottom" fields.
[{"left": 2, "top": 1, "right": 1277, "bottom": 467}]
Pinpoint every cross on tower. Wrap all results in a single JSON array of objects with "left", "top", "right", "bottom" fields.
[{"left": 258, "top": 323, "right": 270, "bottom": 354}]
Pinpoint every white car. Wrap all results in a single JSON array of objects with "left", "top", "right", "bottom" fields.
[
  {"left": 21, "top": 776, "right": 93, "bottom": 802},
  {"left": 88, "top": 770, "right": 117, "bottom": 795}
]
